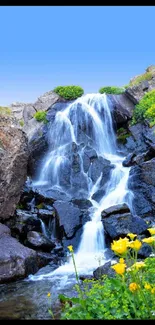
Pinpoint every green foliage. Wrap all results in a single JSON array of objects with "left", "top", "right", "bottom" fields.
[
  {"left": 0, "top": 106, "right": 11, "bottom": 115},
  {"left": 53, "top": 85, "right": 84, "bottom": 100},
  {"left": 132, "top": 89, "right": 155, "bottom": 125},
  {"left": 129, "top": 72, "right": 153, "bottom": 87},
  {"left": 117, "top": 127, "right": 130, "bottom": 144},
  {"left": 34, "top": 111, "right": 47, "bottom": 123},
  {"left": 99, "top": 86, "right": 124, "bottom": 95},
  {"left": 19, "top": 119, "right": 24, "bottom": 127},
  {"left": 56, "top": 234, "right": 155, "bottom": 320},
  {"left": 36, "top": 202, "right": 44, "bottom": 209}
]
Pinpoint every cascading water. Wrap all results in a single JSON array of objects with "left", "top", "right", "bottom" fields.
[{"left": 30, "top": 93, "right": 133, "bottom": 283}]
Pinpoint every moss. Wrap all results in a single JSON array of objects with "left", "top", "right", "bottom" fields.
[
  {"left": 117, "top": 127, "right": 130, "bottom": 144},
  {"left": 36, "top": 202, "right": 44, "bottom": 209},
  {"left": 99, "top": 86, "right": 124, "bottom": 95},
  {"left": 129, "top": 71, "right": 153, "bottom": 87},
  {"left": 19, "top": 119, "right": 24, "bottom": 127},
  {"left": 34, "top": 111, "right": 48, "bottom": 123},
  {"left": 53, "top": 85, "right": 84, "bottom": 100},
  {"left": 0, "top": 106, "right": 11, "bottom": 115}
]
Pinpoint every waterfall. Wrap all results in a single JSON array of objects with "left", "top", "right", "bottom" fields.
[{"left": 30, "top": 93, "right": 133, "bottom": 281}]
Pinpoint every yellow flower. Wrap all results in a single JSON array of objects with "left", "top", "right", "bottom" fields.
[
  {"left": 129, "top": 282, "right": 140, "bottom": 292},
  {"left": 111, "top": 238, "right": 129, "bottom": 255},
  {"left": 111, "top": 262, "right": 126, "bottom": 275},
  {"left": 127, "top": 233, "right": 137, "bottom": 240},
  {"left": 67, "top": 245, "right": 73, "bottom": 252},
  {"left": 128, "top": 239, "right": 142, "bottom": 251},
  {"left": 47, "top": 293, "right": 51, "bottom": 297},
  {"left": 147, "top": 228, "right": 155, "bottom": 236},
  {"left": 144, "top": 283, "right": 151, "bottom": 290},
  {"left": 151, "top": 288, "right": 155, "bottom": 294},
  {"left": 131, "top": 261, "right": 145, "bottom": 270},
  {"left": 119, "top": 258, "right": 125, "bottom": 264},
  {"left": 142, "top": 237, "right": 155, "bottom": 245}
]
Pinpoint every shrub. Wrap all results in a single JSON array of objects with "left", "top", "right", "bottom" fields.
[
  {"left": 0, "top": 106, "right": 11, "bottom": 115},
  {"left": 34, "top": 111, "right": 47, "bottom": 123},
  {"left": 55, "top": 231, "right": 155, "bottom": 320},
  {"left": 19, "top": 119, "right": 24, "bottom": 127},
  {"left": 53, "top": 85, "right": 84, "bottom": 100},
  {"left": 99, "top": 86, "right": 124, "bottom": 95},
  {"left": 117, "top": 127, "right": 131, "bottom": 144},
  {"left": 129, "top": 72, "right": 153, "bottom": 87},
  {"left": 132, "top": 89, "right": 155, "bottom": 125}
]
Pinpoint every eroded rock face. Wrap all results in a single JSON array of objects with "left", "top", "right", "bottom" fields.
[
  {"left": 125, "top": 77, "right": 155, "bottom": 104},
  {"left": 0, "top": 115, "right": 28, "bottom": 220},
  {"left": 108, "top": 94, "right": 134, "bottom": 127},
  {"left": 0, "top": 223, "right": 38, "bottom": 283},
  {"left": 129, "top": 158, "right": 155, "bottom": 218}
]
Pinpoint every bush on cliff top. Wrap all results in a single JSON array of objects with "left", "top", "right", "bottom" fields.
[
  {"left": 99, "top": 86, "right": 124, "bottom": 95},
  {"left": 129, "top": 71, "right": 153, "bottom": 87},
  {"left": 53, "top": 85, "right": 84, "bottom": 100},
  {"left": 0, "top": 106, "right": 11, "bottom": 115},
  {"left": 132, "top": 89, "right": 155, "bottom": 126}
]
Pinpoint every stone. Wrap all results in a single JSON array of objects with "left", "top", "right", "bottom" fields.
[
  {"left": 102, "top": 212, "right": 148, "bottom": 239},
  {"left": 93, "top": 261, "right": 116, "bottom": 280},
  {"left": 26, "top": 231, "right": 55, "bottom": 252},
  {"left": 108, "top": 93, "right": 134, "bottom": 127},
  {"left": 101, "top": 203, "right": 130, "bottom": 218},
  {"left": 0, "top": 115, "right": 28, "bottom": 220},
  {"left": 0, "top": 230, "right": 38, "bottom": 283},
  {"left": 53, "top": 200, "right": 82, "bottom": 239}
]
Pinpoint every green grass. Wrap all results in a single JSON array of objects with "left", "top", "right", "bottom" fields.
[
  {"left": 99, "top": 86, "right": 124, "bottom": 95},
  {"left": 53, "top": 85, "right": 84, "bottom": 100},
  {"left": 0, "top": 106, "right": 11, "bottom": 115},
  {"left": 34, "top": 111, "right": 47, "bottom": 123}
]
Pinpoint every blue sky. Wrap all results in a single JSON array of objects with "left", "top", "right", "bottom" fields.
[{"left": 0, "top": 6, "right": 155, "bottom": 106}]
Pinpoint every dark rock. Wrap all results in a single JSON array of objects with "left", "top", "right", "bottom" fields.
[
  {"left": 108, "top": 94, "right": 134, "bottom": 127},
  {"left": 0, "top": 115, "right": 28, "bottom": 220},
  {"left": 138, "top": 243, "right": 152, "bottom": 259},
  {"left": 53, "top": 200, "right": 82, "bottom": 238},
  {"left": 91, "top": 187, "right": 106, "bottom": 202},
  {"left": 89, "top": 156, "right": 113, "bottom": 187},
  {"left": 101, "top": 203, "right": 130, "bottom": 218},
  {"left": 26, "top": 231, "right": 56, "bottom": 252},
  {"left": 34, "top": 188, "right": 71, "bottom": 203},
  {"left": 0, "top": 230, "right": 38, "bottom": 283},
  {"left": 93, "top": 261, "right": 116, "bottom": 280},
  {"left": 38, "top": 208, "right": 55, "bottom": 222},
  {"left": 36, "top": 251, "right": 58, "bottom": 269},
  {"left": 79, "top": 275, "right": 94, "bottom": 281},
  {"left": 125, "top": 78, "right": 155, "bottom": 104},
  {"left": 71, "top": 199, "right": 92, "bottom": 210},
  {"left": 122, "top": 153, "right": 136, "bottom": 167},
  {"left": 129, "top": 159, "right": 155, "bottom": 217},
  {"left": 102, "top": 213, "right": 148, "bottom": 239},
  {"left": 62, "top": 226, "right": 83, "bottom": 253}
]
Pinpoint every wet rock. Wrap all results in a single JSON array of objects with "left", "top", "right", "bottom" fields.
[
  {"left": 89, "top": 156, "right": 113, "bottom": 187},
  {"left": 122, "top": 153, "right": 136, "bottom": 167},
  {"left": 38, "top": 208, "right": 55, "bottom": 222},
  {"left": 129, "top": 159, "right": 155, "bottom": 217},
  {"left": 36, "top": 252, "right": 58, "bottom": 268},
  {"left": 101, "top": 203, "right": 130, "bottom": 218},
  {"left": 26, "top": 231, "right": 56, "bottom": 252},
  {"left": 62, "top": 226, "right": 83, "bottom": 253},
  {"left": 91, "top": 187, "right": 106, "bottom": 202},
  {"left": 138, "top": 243, "right": 152, "bottom": 259},
  {"left": 102, "top": 213, "right": 148, "bottom": 239},
  {"left": 53, "top": 200, "right": 82, "bottom": 239},
  {"left": 34, "top": 188, "right": 71, "bottom": 203},
  {"left": 0, "top": 228, "right": 38, "bottom": 283},
  {"left": 108, "top": 93, "right": 134, "bottom": 127},
  {"left": 0, "top": 115, "right": 28, "bottom": 221},
  {"left": 71, "top": 199, "right": 92, "bottom": 210},
  {"left": 93, "top": 261, "right": 116, "bottom": 280}
]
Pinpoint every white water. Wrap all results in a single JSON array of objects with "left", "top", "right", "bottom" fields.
[{"left": 30, "top": 93, "right": 133, "bottom": 284}]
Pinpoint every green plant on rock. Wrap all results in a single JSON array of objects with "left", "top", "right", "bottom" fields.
[
  {"left": 34, "top": 111, "right": 47, "bottom": 123},
  {"left": 53, "top": 231, "right": 155, "bottom": 320},
  {"left": 132, "top": 89, "right": 155, "bottom": 125},
  {"left": 117, "top": 127, "right": 130, "bottom": 144},
  {"left": 99, "top": 86, "right": 124, "bottom": 95},
  {"left": 0, "top": 106, "right": 11, "bottom": 115},
  {"left": 19, "top": 119, "right": 24, "bottom": 127},
  {"left": 129, "top": 71, "right": 153, "bottom": 87},
  {"left": 53, "top": 85, "right": 84, "bottom": 100}
]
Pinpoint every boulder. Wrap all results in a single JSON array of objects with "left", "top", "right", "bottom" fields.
[
  {"left": 0, "top": 115, "right": 28, "bottom": 220},
  {"left": 129, "top": 159, "right": 155, "bottom": 218},
  {"left": 125, "top": 77, "right": 155, "bottom": 104},
  {"left": 102, "top": 212, "right": 148, "bottom": 239},
  {"left": 108, "top": 93, "right": 134, "bottom": 127},
  {"left": 101, "top": 203, "right": 130, "bottom": 218},
  {"left": 89, "top": 156, "right": 113, "bottom": 187},
  {"left": 26, "top": 231, "right": 55, "bottom": 252},
  {"left": 93, "top": 261, "right": 116, "bottom": 280},
  {"left": 53, "top": 200, "right": 83, "bottom": 238},
  {"left": 0, "top": 223, "right": 38, "bottom": 283}
]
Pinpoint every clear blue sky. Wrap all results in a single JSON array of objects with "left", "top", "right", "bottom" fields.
[{"left": 0, "top": 6, "right": 155, "bottom": 106}]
